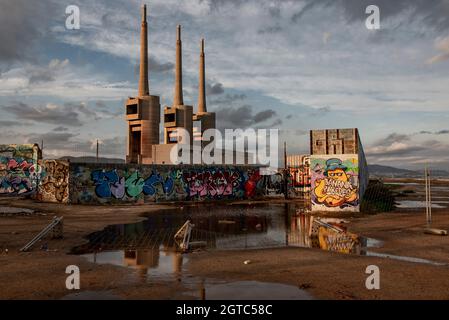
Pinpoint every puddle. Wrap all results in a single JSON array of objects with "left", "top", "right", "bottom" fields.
[
  {"left": 365, "top": 252, "right": 447, "bottom": 266},
  {"left": 396, "top": 201, "right": 446, "bottom": 209},
  {"left": 82, "top": 248, "right": 186, "bottom": 281},
  {"left": 73, "top": 203, "right": 378, "bottom": 300},
  {"left": 195, "top": 281, "right": 312, "bottom": 300},
  {"left": 73, "top": 204, "right": 374, "bottom": 256}
]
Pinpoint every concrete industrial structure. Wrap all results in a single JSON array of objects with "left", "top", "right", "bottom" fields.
[
  {"left": 309, "top": 128, "right": 368, "bottom": 212},
  {"left": 125, "top": 5, "right": 161, "bottom": 164},
  {"left": 286, "top": 129, "right": 368, "bottom": 212},
  {"left": 125, "top": 5, "right": 216, "bottom": 165}
]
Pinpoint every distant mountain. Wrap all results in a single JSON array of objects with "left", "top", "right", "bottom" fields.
[
  {"left": 369, "top": 164, "right": 449, "bottom": 178},
  {"left": 58, "top": 156, "right": 125, "bottom": 164}
]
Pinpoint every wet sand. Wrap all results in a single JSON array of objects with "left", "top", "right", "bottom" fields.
[{"left": 1, "top": 195, "right": 449, "bottom": 300}]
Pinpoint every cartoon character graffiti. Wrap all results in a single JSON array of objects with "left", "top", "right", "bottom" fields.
[{"left": 312, "top": 158, "right": 358, "bottom": 208}]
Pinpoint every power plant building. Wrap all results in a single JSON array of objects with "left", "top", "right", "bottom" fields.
[{"left": 125, "top": 6, "right": 216, "bottom": 165}]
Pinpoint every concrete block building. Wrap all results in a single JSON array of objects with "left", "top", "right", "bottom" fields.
[{"left": 309, "top": 128, "right": 368, "bottom": 212}]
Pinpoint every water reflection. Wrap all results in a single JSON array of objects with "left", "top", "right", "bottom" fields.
[
  {"left": 75, "top": 204, "right": 370, "bottom": 278},
  {"left": 84, "top": 246, "right": 185, "bottom": 281},
  {"left": 289, "top": 211, "right": 363, "bottom": 254}
]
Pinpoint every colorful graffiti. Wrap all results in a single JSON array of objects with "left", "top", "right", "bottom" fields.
[
  {"left": 311, "top": 156, "right": 359, "bottom": 211},
  {"left": 183, "top": 170, "right": 241, "bottom": 197},
  {"left": 70, "top": 164, "right": 264, "bottom": 204},
  {"left": 37, "top": 160, "right": 69, "bottom": 203},
  {"left": 0, "top": 144, "right": 41, "bottom": 196},
  {"left": 90, "top": 169, "right": 179, "bottom": 199}
]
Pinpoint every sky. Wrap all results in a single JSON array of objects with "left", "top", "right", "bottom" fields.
[{"left": 0, "top": 0, "right": 448, "bottom": 170}]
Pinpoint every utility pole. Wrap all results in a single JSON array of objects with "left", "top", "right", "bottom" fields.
[
  {"left": 96, "top": 139, "right": 99, "bottom": 163},
  {"left": 425, "top": 166, "right": 432, "bottom": 227},
  {"left": 284, "top": 141, "right": 288, "bottom": 200}
]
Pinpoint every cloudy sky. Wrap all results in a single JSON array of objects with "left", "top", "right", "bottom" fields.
[{"left": 0, "top": 0, "right": 448, "bottom": 170}]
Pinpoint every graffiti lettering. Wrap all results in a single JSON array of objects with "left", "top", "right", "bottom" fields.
[
  {"left": 74, "top": 165, "right": 263, "bottom": 203},
  {"left": 143, "top": 173, "right": 174, "bottom": 196},
  {"left": 91, "top": 169, "right": 124, "bottom": 198},
  {"left": 1, "top": 144, "right": 40, "bottom": 196},
  {"left": 183, "top": 170, "right": 241, "bottom": 198}
]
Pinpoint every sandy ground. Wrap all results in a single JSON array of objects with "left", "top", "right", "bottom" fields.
[
  {"left": 188, "top": 210, "right": 449, "bottom": 300},
  {"left": 1, "top": 193, "right": 449, "bottom": 300}
]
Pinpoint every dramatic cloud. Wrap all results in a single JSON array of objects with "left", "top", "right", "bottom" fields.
[
  {"left": 28, "top": 59, "right": 70, "bottom": 84},
  {"left": 150, "top": 57, "right": 174, "bottom": 73},
  {"left": 206, "top": 83, "right": 225, "bottom": 95},
  {"left": 40, "top": 133, "right": 124, "bottom": 159},
  {"left": 1, "top": 0, "right": 449, "bottom": 168},
  {"left": 216, "top": 105, "right": 279, "bottom": 129},
  {"left": 0, "top": 120, "right": 27, "bottom": 127},
  {"left": 375, "top": 133, "right": 410, "bottom": 147},
  {"left": 253, "top": 109, "right": 277, "bottom": 123},
  {"left": 134, "top": 58, "right": 174, "bottom": 75},
  {"left": 366, "top": 132, "right": 449, "bottom": 169},
  {"left": 1, "top": 101, "right": 118, "bottom": 127},
  {"left": 53, "top": 126, "right": 69, "bottom": 132},
  {"left": 3, "top": 102, "right": 83, "bottom": 126},
  {"left": 210, "top": 93, "right": 247, "bottom": 105},
  {"left": 418, "top": 129, "right": 449, "bottom": 135},
  {"left": 0, "top": 0, "right": 58, "bottom": 62},
  {"left": 291, "top": 0, "right": 449, "bottom": 31}
]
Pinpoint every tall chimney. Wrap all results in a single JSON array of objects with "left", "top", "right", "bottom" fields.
[
  {"left": 173, "top": 25, "right": 184, "bottom": 106},
  {"left": 197, "top": 38, "right": 207, "bottom": 114},
  {"left": 138, "top": 4, "right": 149, "bottom": 96}
]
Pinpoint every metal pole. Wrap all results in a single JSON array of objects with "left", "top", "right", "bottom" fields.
[
  {"left": 425, "top": 166, "right": 429, "bottom": 226},
  {"left": 428, "top": 168, "right": 432, "bottom": 227},
  {"left": 284, "top": 141, "right": 288, "bottom": 200},
  {"left": 96, "top": 139, "right": 99, "bottom": 163}
]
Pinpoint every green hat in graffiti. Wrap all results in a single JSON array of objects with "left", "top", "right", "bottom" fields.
[{"left": 324, "top": 158, "right": 347, "bottom": 176}]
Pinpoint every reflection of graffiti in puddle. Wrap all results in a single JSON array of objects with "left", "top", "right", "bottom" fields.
[
  {"left": 288, "top": 213, "right": 362, "bottom": 254},
  {"left": 73, "top": 204, "right": 375, "bottom": 288}
]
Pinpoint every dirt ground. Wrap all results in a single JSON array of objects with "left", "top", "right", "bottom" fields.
[{"left": 1, "top": 193, "right": 449, "bottom": 300}]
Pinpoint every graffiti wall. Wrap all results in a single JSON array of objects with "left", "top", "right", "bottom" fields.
[
  {"left": 310, "top": 155, "right": 360, "bottom": 212},
  {"left": 36, "top": 160, "right": 69, "bottom": 203},
  {"left": 69, "top": 163, "right": 264, "bottom": 204},
  {"left": 0, "top": 144, "right": 41, "bottom": 196}
]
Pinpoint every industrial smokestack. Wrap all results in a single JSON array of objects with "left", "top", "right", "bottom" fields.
[
  {"left": 138, "top": 4, "right": 149, "bottom": 96},
  {"left": 197, "top": 38, "right": 207, "bottom": 114},
  {"left": 173, "top": 25, "right": 184, "bottom": 106}
]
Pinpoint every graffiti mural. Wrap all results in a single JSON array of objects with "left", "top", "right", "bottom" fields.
[
  {"left": 311, "top": 155, "right": 360, "bottom": 212},
  {"left": 0, "top": 144, "right": 41, "bottom": 196},
  {"left": 36, "top": 160, "right": 69, "bottom": 203},
  {"left": 69, "top": 163, "right": 264, "bottom": 204}
]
